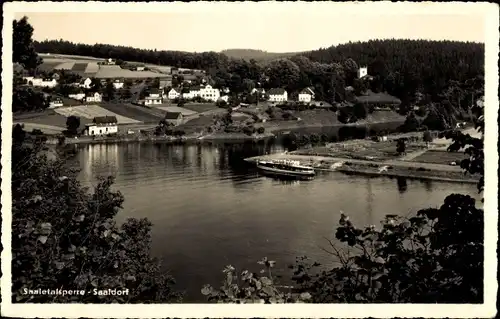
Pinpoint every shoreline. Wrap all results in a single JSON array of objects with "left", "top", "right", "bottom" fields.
[
  {"left": 48, "top": 132, "right": 276, "bottom": 145},
  {"left": 244, "top": 153, "right": 479, "bottom": 184}
]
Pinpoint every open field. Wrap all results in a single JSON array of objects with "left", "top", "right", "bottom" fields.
[
  {"left": 14, "top": 110, "right": 92, "bottom": 128},
  {"left": 54, "top": 105, "right": 140, "bottom": 124},
  {"left": 71, "top": 63, "right": 88, "bottom": 72},
  {"left": 95, "top": 65, "right": 166, "bottom": 79},
  {"left": 37, "top": 61, "right": 65, "bottom": 72},
  {"left": 36, "top": 55, "right": 171, "bottom": 79},
  {"left": 177, "top": 114, "right": 216, "bottom": 133},
  {"left": 99, "top": 103, "right": 163, "bottom": 123},
  {"left": 295, "top": 140, "right": 428, "bottom": 161},
  {"left": 154, "top": 106, "right": 198, "bottom": 116},
  {"left": 411, "top": 150, "right": 467, "bottom": 165},
  {"left": 180, "top": 103, "right": 220, "bottom": 113},
  {"left": 39, "top": 53, "right": 105, "bottom": 61}
]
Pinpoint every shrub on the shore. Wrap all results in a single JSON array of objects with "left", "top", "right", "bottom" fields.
[{"left": 257, "top": 127, "right": 265, "bottom": 134}]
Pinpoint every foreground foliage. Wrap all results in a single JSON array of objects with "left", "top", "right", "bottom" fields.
[{"left": 11, "top": 126, "right": 182, "bottom": 303}]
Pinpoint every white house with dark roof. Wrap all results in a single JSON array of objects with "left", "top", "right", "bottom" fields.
[
  {"left": 164, "top": 112, "right": 184, "bottom": 126},
  {"left": 199, "top": 84, "right": 220, "bottom": 102},
  {"left": 69, "top": 92, "right": 86, "bottom": 101},
  {"left": 357, "top": 66, "right": 368, "bottom": 79},
  {"left": 251, "top": 88, "right": 266, "bottom": 95},
  {"left": 168, "top": 88, "right": 181, "bottom": 100},
  {"left": 79, "top": 78, "right": 93, "bottom": 89},
  {"left": 113, "top": 79, "right": 125, "bottom": 90},
  {"left": 23, "top": 77, "right": 58, "bottom": 88},
  {"left": 84, "top": 116, "right": 118, "bottom": 136},
  {"left": 267, "top": 88, "right": 288, "bottom": 102},
  {"left": 49, "top": 98, "right": 64, "bottom": 108},
  {"left": 182, "top": 86, "right": 201, "bottom": 99},
  {"left": 298, "top": 87, "right": 315, "bottom": 103},
  {"left": 85, "top": 92, "right": 102, "bottom": 103}
]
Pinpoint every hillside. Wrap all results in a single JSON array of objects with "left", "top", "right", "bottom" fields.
[{"left": 220, "top": 49, "right": 300, "bottom": 62}]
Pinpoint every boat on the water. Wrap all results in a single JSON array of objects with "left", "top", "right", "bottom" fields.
[{"left": 256, "top": 159, "right": 316, "bottom": 180}]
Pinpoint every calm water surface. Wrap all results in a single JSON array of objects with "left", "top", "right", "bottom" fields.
[{"left": 74, "top": 142, "right": 479, "bottom": 301}]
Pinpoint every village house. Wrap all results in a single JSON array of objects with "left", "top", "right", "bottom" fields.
[
  {"left": 222, "top": 87, "right": 231, "bottom": 94},
  {"left": 68, "top": 92, "right": 86, "bottom": 101},
  {"left": 113, "top": 79, "right": 125, "bottom": 90},
  {"left": 298, "top": 87, "right": 315, "bottom": 103},
  {"left": 218, "top": 95, "right": 229, "bottom": 103},
  {"left": 135, "top": 66, "right": 145, "bottom": 71},
  {"left": 199, "top": 84, "right": 220, "bottom": 102},
  {"left": 251, "top": 88, "right": 265, "bottom": 95},
  {"left": 23, "top": 77, "right": 58, "bottom": 88},
  {"left": 357, "top": 66, "right": 369, "bottom": 79},
  {"left": 49, "top": 98, "right": 64, "bottom": 108},
  {"left": 144, "top": 96, "right": 163, "bottom": 105},
  {"left": 143, "top": 88, "right": 163, "bottom": 105},
  {"left": 267, "top": 88, "right": 288, "bottom": 102},
  {"left": 79, "top": 77, "right": 93, "bottom": 89},
  {"left": 85, "top": 92, "right": 102, "bottom": 103},
  {"left": 168, "top": 88, "right": 181, "bottom": 100},
  {"left": 84, "top": 116, "right": 118, "bottom": 136},
  {"left": 164, "top": 112, "right": 184, "bottom": 126},
  {"left": 106, "top": 58, "right": 116, "bottom": 65},
  {"left": 183, "top": 86, "right": 201, "bottom": 99}
]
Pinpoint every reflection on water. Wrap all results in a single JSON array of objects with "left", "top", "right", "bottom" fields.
[
  {"left": 74, "top": 142, "right": 480, "bottom": 302},
  {"left": 397, "top": 177, "right": 408, "bottom": 193}
]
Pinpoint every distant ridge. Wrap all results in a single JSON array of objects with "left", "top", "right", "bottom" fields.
[{"left": 220, "top": 49, "right": 301, "bottom": 61}]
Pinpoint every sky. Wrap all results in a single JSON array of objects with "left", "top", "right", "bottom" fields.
[{"left": 13, "top": 3, "right": 487, "bottom": 53}]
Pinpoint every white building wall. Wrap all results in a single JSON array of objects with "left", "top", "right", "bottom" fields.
[
  {"left": 86, "top": 94, "right": 102, "bottom": 103},
  {"left": 145, "top": 98, "right": 162, "bottom": 105},
  {"left": 357, "top": 67, "right": 368, "bottom": 78},
  {"left": 298, "top": 94, "right": 312, "bottom": 103},
  {"left": 269, "top": 93, "right": 287, "bottom": 102},
  {"left": 168, "top": 90, "right": 180, "bottom": 99},
  {"left": 113, "top": 82, "right": 124, "bottom": 89},
  {"left": 200, "top": 87, "right": 220, "bottom": 101},
  {"left": 87, "top": 125, "right": 118, "bottom": 136},
  {"left": 69, "top": 93, "right": 85, "bottom": 100}
]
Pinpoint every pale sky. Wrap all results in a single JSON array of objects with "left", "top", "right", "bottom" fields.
[{"left": 13, "top": 4, "right": 486, "bottom": 53}]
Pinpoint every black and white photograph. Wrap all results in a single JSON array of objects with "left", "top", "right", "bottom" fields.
[{"left": 1, "top": 1, "right": 498, "bottom": 318}]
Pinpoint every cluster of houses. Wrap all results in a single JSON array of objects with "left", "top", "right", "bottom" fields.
[
  {"left": 166, "top": 84, "right": 223, "bottom": 102},
  {"left": 22, "top": 76, "right": 58, "bottom": 88}
]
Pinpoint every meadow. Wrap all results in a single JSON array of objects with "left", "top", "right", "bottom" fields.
[
  {"left": 37, "top": 54, "right": 173, "bottom": 79},
  {"left": 54, "top": 105, "right": 140, "bottom": 124},
  {"left": 411, "top": 149, "right": 467, "bottom": 165}
]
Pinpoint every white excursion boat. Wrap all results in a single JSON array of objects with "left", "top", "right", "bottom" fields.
[{"left": 256, "top": 159, "right": 316, "bottom": 179}]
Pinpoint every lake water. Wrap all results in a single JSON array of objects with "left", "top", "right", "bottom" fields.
[{"left": 74, "top": 141, "right": 479, "bottom": 302}]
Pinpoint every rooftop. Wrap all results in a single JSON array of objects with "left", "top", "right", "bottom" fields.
[
  {"left": 164, "top": 112, "right": 183, "bottom": 119},
  {"left": 92, "top": 116, "right": 118, "bottom": 124},
  {"left": 268, "top": 88, "right": 286, "bottom": 95}
]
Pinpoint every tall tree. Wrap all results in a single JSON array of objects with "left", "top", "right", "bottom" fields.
[{"left": 13, "top": 16, "right": 43, "bottom": 72}]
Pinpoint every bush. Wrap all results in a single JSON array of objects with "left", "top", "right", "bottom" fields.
[
  {"left": 11, "top": 127, "right": 183, "bottom": 303},
  {"left": 31, "top": 128, "right": 44, "bottom": 135},
  {"left": 257, "top": 127, "right": 265, "bottom": 134},
  {"left": 201, "top": 257, "right": 311, "bottom": 303}
]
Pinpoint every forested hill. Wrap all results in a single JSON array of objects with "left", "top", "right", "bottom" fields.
[
  {"left": 303, "top": 39, "right": 484, "bottom": 85},
  {"left": 221, "top": 49, "right": 299, "bottom": 62}
]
